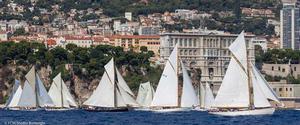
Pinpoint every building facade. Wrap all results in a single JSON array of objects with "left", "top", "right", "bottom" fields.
[
  {"left": 280, "top": 2, "right": 300, "bottom": 50},
  {"left": 262, "top": 63, "right": 300, "bottom": 79},
  {"left": 113, "top": 35, "right": 160, "bottom": 56},
  {"left": 160, "top": 32, "right": 256, "bottom": 91}
]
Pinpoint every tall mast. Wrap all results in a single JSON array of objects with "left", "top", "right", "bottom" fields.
[
  {"left": 61, "top": 74, "right": 64, "bottom": 108},
  {"left": 113, "top": 60, "right": 117, "bottom": 108},
  {"left": 177, "top": 45, "right": 180, "bottom": 108},
  {"left": 34, "top": 67, "right": 40, "bottom": 108},
  {"left": 246, "top": 48, "right": 254, "bottom": 109}
]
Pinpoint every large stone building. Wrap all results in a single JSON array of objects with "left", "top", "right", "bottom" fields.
[
  {"left": 262, "top": 63, "right": 300, "bottom": 79},
  {"left": 269, "top": 80, "right": 300, "bottom": 108},
  {"left": 113, "top": 35, "right": 160, "bottom": 56},
  {"left": 160, "top": 31, "right": 256, "bottom": 91}
]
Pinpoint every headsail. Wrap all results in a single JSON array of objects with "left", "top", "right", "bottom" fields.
[
  {"left": 251, "top": 63, "right": 280, "bottom": 103},
  {"left": 151, "top": 44, "right": 178, "bottom": 107},
  {"left": 204, "top": 83, "right": 215, "bottom": 109},
  {"left": 251, "top": 71, "right": 271, "bottom": 108},
  {"left": 136, "top": 82, "right": 155, "bottom": 107},
  {"left": 5, "top": 80, "right": 21, "bottom": 107},
  {"left": 7, "top": 85, "right": 22, "bottom": 108},
  {"left": 180, "top": 61, "right": 199, "bottom": 107},
  {"left": 36, "top": 73, "right": 54, "bottom": 107}
]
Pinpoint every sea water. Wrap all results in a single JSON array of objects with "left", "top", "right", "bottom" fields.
[{"left": 0, "top": 109, "right": 299, "bottom": 125}]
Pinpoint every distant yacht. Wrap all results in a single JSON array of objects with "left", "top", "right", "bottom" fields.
[
  {"left": 209, "top": 31, "right": 282, "bottom": 116},
  {"left": 150, "top": 44, "right": 199, "bottom": 112},
  {"left": 136, "top": 81, "right": 155, "bottom": 108},
  {"left": 5, "top": 80, "right": 22, "bottom": 109},
  {"left": 83, "top": 58, "right": 139, "bottom": 112},
  {"left": 8, "top": 67, "right": 54, "bottom": 111},
  {"left": 48, "top": 73, "right": 78, "bottom": 110}
]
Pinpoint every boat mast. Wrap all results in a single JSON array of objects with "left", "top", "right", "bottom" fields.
[
  {"left": 113, "top": 61, "right": 117, "bottom": 108},
  {"left": 177, "top": 45, "right": 180, "bottom": 108},
  {"left": 61, "top": 74, "right": 64, "bottom": 108},
  {"left": 246, "top": 47, "right": 254, "bottom": 109},
  {"left": 34, "top": 67, "right": 40, "bottom": 108}
]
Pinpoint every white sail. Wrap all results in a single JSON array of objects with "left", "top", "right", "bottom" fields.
[
  {"left": 83, "top": 69, "right": 115, "bottom": 107},
  {"left": 136, "top": 82, "right": 155, "bottom": 107},
  {"left": 251, "top": 63, "right": 280, "bottom": 103},
  {"left": 36, "top": 74, "right": 54, "bottom": 107},
  {"left": 5, "top": 80, "right": 21, "bottom": 107},
  {"left": 213, "top": 31, "right": 250, "bottom": 108},
  {"left": 213, "top": 58, "right": 249, "bottom": 108},
  {"left": 7, "top": 85, "right": 22, "bottom": 107},
  {"left": 228, "top": 31, "right": 248, "bottom": 70},
  {"left": 116, "top": 69, "right": 139, "bottom": 107},
  {"left": 251, "top": 71, "right": 271, "bottom": 108},
  {"left": 61, "top": 80, "right": 78, "bottom": 107},
  {"left": 204, "top": 83, "right": 215, "bottom": 109},
  {"left": 49, "top": 73, "right": 77, "bottom": 108},
  {"left": 151, "top": 44, "right": 178, "bottom": 107},
  {"left": 116, "top": 69, "right": 134, "bottom": 96},
  {"left": 18, "top": 81, "right": 37, "bottom": 108},
  {"left": 25, "top": 67, "right": 36, "bottom": 89},
  {"left": 180, "top": 61, "right": 199, "bottom": 107}
]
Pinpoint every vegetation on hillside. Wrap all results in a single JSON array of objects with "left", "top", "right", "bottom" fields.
[{"left": 0, "top": 41, "right": 162, "bottom": 92}]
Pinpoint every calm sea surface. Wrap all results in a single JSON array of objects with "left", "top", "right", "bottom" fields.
[{"left": 0, "top": 109, "right": 299, "bottom": 125}]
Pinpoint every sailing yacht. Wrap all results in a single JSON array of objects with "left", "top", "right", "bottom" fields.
[
  {"left": 14, "top": 66, "right": 54, "bottom": 111},
  {"left": 5, "top": 80, "right": 22, "bottom": 110},
  {"left": 48, "top": 73, "right": 78, "bottom": 110},
  {"left": 150, "top": 44, "right": 199, "bottom": 112},
  {"left": 83, "top": 58, "right": 139, "bottom": 112},
  {"left": 209, "top": 31, "right": 281, "bottom": 116},
  {"left": 136, "top": 81, "right": 155, "bottom": 108}
]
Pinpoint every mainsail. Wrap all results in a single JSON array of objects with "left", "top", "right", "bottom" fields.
[
  {"left": 180, "top": 61, "right": 199, "bottom": 107},
  {"left": 151, "top": 44, "right": 178, "bottom": 107},
  {"left": 83, "top": 58, "right": 138, "bottom": 108},
  {"left": 204, "top": 83, "right": 215, "bottom": 109},
  {"left": 136, "top": 82, "right": 155, "bottom": 107},
  {"left": 48, "top": 73, "right": 77, "bottom": 108}
]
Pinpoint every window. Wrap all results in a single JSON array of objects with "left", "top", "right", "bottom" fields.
[
  {"left": 272, "top": 66, "right": 274, "bottom": 71},
  {"left": 279, "top": 88, "right": 282, "bottom": 91},
  {"left": 282, "top": 68, "right": 285, "bottom": 72},
  {"left": 278, "top": 66, "right": 281, "bottom": 71},
  {"left": 286, "top": 88, "right": 288, "bottom": 91},
  {"left": 294, "top": 67, "right": 297, "bottom": 71},
  {"left": 290, "top": 88, "right": 292, "bottom": 91}
]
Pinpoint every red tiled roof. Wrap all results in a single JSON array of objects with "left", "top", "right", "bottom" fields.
[{"left": 47, "top": 39, "right": 56, "bottom": 46}]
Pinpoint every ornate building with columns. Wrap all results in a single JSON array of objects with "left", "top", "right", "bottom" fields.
[{"left": 160, "top": 31, "right": 256, "bottom": 93}]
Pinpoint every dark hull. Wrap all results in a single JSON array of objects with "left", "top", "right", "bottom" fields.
[{"left": 84, "top": 107, "right": 129, "bottom": 112}]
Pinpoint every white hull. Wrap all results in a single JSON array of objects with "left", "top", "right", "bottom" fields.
[
  {"left": 6, "top": 108, "right": 45, "bottom": 111},
  {"left": 45, "top": 108, "right": 76, "bottom": 111},
  {"left": 151, "top": 108, "right": 192, "bottom": 112},
  {"left": 133, "top": 107, "right": 151, "bottom": 111},
  {"left": 209, "top": 108, "right": 275, "bottom": 116}
]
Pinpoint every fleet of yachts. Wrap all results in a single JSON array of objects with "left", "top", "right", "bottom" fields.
[{"left": 3, "top": 32, "right": 284, "bottom": 116}]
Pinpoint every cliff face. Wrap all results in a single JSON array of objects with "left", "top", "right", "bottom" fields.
[{"left": 0, "top": 65, "right": 137, "bottom": 105}]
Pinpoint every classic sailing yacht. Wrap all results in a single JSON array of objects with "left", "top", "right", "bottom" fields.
[
  {"left": 136, "top": 81, "right": 155, "bottom": 107},
  {"left": 150, "top": 44, "right": 199, "bottom": 111},
  {"left": 48, "top": 73, "right": 78, "bottom": 110},
  {"left": 83, "top": 58, "right": 139, "bottom": 111},
  {"left": 5, "top": 80, "right": 22, "bottom": 110},
  {"left": 210, "top": 31, "right": 281, "bottom": 116},
  {"left": 16, "top": 66, "right": 54, "bottom": 111}
]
